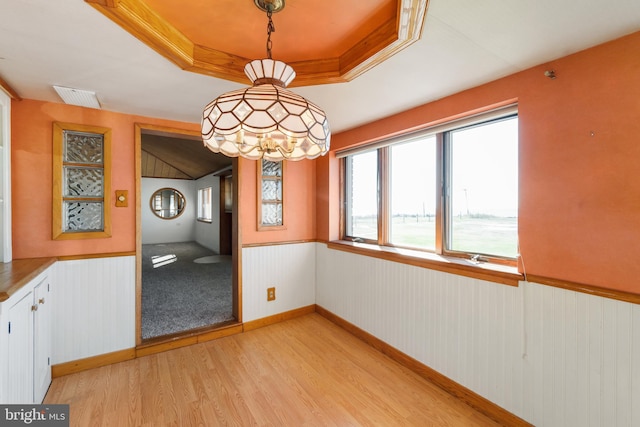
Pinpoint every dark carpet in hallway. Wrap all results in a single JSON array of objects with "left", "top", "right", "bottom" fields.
[{"left": 141, "top": 242, "right": 234, "bottom": 339}]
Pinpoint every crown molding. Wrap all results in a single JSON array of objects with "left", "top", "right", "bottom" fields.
[{"left": 86, "top": 0, "right": 429, "bottom": 87}]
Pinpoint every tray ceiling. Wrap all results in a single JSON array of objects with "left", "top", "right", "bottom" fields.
[{"left": 86, "top": 0, "right": 429, "bottom": 86}]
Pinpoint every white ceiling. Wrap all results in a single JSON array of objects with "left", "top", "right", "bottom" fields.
[{"left": 1, "top": 0, "right": 639, "bottom": 134}]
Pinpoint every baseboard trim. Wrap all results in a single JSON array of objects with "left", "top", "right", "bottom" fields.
[
  {"left": 52, "top": 348, "right": 136, "bottom": 378},
  {"left": 136, "top": 323, "right": 243, "bottom": 358},
  {"left": 51, "top": 326, "right": 245, "bottom": 377},
  {"left": 243, "top": 305, "right": 316, "bottom": 332},
  {"left": 51, "top": 307, "right": 314, "bottom": 376},
  {"left": 315, "top": 305, "right": 532, "bottom": 427}
]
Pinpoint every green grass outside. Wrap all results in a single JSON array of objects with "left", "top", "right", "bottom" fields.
[{"left": 350, "top": 215, "right": 517, "bottom": 258}]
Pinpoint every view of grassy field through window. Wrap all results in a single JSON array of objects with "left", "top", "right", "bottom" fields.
[
  {"left": 351, "top": 214, "right": 517, "bottom": 257},
  {"left": 345, "top": 113, "right": 518, "bottom": 261},
  {"left": 449, "top": 116, "right": 518, "bottom": 258},
  {"left": 346, "top": 150, "right": 378, "bottom": 241}
]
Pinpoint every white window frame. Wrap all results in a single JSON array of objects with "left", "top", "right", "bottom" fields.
[
  {"left": 0, "top": 89, "right": 11, "bottom": 262},
  {"left": 197, "top": 186, "right": 213, "bottom": 223}
]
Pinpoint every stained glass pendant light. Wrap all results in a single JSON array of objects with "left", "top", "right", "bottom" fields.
[{"left": 201, "top": 0, "right": 330, "bottom": 161}]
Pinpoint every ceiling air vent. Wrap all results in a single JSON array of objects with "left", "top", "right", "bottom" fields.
[{"left": 53, "top": 85, "right": 101, "bottom": 109}]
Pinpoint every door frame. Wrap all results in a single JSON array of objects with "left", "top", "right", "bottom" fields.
[{"left": 134, "top": 123, "right": 241, "bottom": 346}]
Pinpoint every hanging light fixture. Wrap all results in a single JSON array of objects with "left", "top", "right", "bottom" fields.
[{"left": 201, "top": 0, "right": 330, "bottom": 161}]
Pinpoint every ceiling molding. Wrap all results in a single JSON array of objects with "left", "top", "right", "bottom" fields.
[{"left": 86, "top": 0, "right": 429, "bottom": 87}]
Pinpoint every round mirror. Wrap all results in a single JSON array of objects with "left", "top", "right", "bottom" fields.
[{"left": 150, "top": 188, "right": 186, "bottom": 219}]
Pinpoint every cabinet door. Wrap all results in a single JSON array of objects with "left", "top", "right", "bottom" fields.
[
  {"left": 6, "top": 291, "right": 34, "bottom": 403},
  {"left": 33, "top": 280, "right": 51, "bottom": 403}
]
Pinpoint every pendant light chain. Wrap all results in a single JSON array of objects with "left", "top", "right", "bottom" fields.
[{"left": 266, "top": 8, "right": 275, "bottom": 59}]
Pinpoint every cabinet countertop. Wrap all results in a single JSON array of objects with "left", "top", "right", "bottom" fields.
[{"left": 0, "top": 258, "right": 57, "bottom": 302}]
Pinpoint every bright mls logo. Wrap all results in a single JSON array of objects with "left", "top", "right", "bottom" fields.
[{"left": 0, "top": 405, "right": 69, "bottom": 426}]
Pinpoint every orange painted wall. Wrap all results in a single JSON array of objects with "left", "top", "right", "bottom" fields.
[
  {"left": 11, "top": 100, "right": 199, "bottom": 258},
  {"left": 318, "top": 31, "right": 640, "bottom": 293},
  {"left": 315, "top": 152, "right": 340, "bottom": 242},
  {"left": 239, "top": 157, "right": 317, "bottom": 245},
  {"left": 11, "top": 100, "right": 317, "bottom": 257},
  {"left": 12, "top": 31, "right": 640, "bottom": 293}
]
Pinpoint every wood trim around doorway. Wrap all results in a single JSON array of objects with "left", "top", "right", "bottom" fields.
[{"left": 134, "top": 123, "right": 241, "bottom": 347}]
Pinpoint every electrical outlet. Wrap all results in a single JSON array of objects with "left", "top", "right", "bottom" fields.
[{"left": 267, "top": 287, "right": 276, "bottom": 301}]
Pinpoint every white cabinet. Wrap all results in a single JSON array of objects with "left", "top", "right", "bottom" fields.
[
  {"left": 5, "top": 291, "right": 33, "bottom": 403},
  {"left": 0, "top": 271, "right": 51, "bottom": 404},
  {"left": 32, "top": 279, "right": 51, "bottom": 403}
]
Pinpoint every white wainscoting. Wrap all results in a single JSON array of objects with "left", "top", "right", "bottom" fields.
[
  {"left": 242, "top": 243, "right": 316, "bottom": 323},
  {"left": 51, "top": 256, "right": 136, "bottom": 364},
  {"left": 315, "top": 244, "right": 640, "bottom": 427}
]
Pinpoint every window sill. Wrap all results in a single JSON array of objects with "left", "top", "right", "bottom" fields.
[
  {"left": 257, "top": 225, "right": 287, "bottom": 231},
  {"left": 326, "top": 240, "right": 523, "bottom": 287},
  {"left": 197, "top": 219, "right": 212, "bottom": 223}
]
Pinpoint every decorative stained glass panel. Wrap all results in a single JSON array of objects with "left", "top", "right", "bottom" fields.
[
  {"left": 64, "top": 131, "right": 103, "bottom": 164},
  {"left": 64, "top": 167, "right": 103, "bottom": 197},
  {"left": 63, "top": 202, "right": 104, "bottom": 231}
]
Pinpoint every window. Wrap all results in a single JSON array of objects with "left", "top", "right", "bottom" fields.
[
  {"left": 52, "top": 122, "right": 111, "bottom": 240},
  {"left": 258, "top": 159, "right": 284, "bottom": 229},
  {"left": 341, "top": 107, "right": 518, "bottom": 263},
  {"left": 197, "top": 187, "right": 212, "bottom": 222},
  {"left": 389, "top": 135, "right": 437, "bottom": 250},
  {"left": 344, "top": 150, "right": 378, "bottom": 241},
  {"left": 223, "top": 176, "right": 233, "bottom": 213},
  {"left": 445, "top": 118, "right": 519, "bottom": 259}
]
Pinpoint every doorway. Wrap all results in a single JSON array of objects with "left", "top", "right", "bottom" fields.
[{"left": 134, "top": 124, "right": 241, "bottom": 345}]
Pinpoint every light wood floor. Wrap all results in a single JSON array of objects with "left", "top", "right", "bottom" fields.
[{"left": 45, "top": 314, "right": 500, "bottom": 426}]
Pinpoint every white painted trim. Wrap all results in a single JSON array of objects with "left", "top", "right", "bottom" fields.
[{"left": 0, "top": 90, "right": 11, "bottom": 263}]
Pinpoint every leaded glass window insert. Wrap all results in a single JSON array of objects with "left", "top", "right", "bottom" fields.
[
  {"left": 258, "top": 159, "right": 284, "bottom": 229},
  {"left": 64, "top": 167, "right": 104, "bottom": 197},
  {"left": 53, "top": 122, "right": 111, "bottom": 240},
  {"left": 64, "top": 201, "right": 104, "bottom": 231},
  {"left": 62, "top": 131, "right": 105, "bottom": 232}
]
